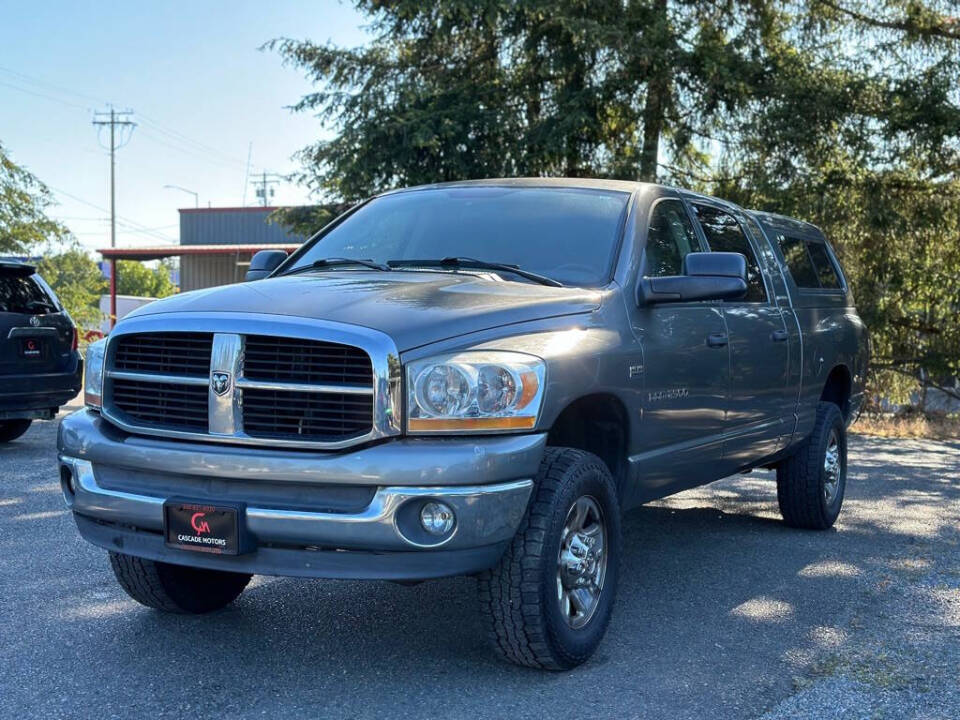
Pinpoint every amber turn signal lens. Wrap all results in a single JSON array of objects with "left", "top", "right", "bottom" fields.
[
  {"left": 407, "top": 416, "right": 537, "bottom": 432},
  {"left": 517, "top": 370, "right": 540, "bottom": 410}
]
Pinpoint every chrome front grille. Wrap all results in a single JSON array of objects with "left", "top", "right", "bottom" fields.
[
  {"left": 101, "top": 321, "right": 396, "bottom": 450},
  {"left": 241, "top": 388, "right": 373, "bottom": 441},
  {"left": 111, "top": 378, "right": 209, "bottom": 430},
  {"left": 244, "top": 335, "right": 373, "bottom": 385},
  {"left": 113, "top": 332, "right": 212, "bottom": 377}
]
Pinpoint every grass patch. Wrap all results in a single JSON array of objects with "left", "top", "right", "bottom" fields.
[
  {"left": 801, "top": 651, "right": 917, "bottom": 691},
  {"left": 852, "top": 413, "right": 960, "bottom": 440}
]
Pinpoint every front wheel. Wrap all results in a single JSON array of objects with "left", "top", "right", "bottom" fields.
[
  {"left": 0, "top": 419, "right": 32, "bottom": 443},
  {"left": 777, "top": 401, "right": 848, "bottom": 529},
  {"left": 478, "top": 448, "right": 621, "bottom": 670}
]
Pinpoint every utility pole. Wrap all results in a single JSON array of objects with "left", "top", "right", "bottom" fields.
[
  {"left": 250, "top": 171, "right": 282, "bottom": 207},
  {"left": 92, "top": 107, "right": 136, "bottom": 248},
  {"left": 92, "top": 106, "right": 135, "bottom": 329}
]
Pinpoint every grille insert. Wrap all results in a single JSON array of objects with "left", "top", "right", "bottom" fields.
[
  {"left": 244, "top": 335, "right": 373, "bottom": 386},
  {"left": 242, "top": 389, "right": 373, "bottom": 441},
  {"left": 105, "top": 330, "right": 381, "bottom": 447},
  {"left": 111, "top": 378, "right": 209, "bottom": 431},
  {"left": 113, "top": 332, "right": 213, "bottom": 377}
]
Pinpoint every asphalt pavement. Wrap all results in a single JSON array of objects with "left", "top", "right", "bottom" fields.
[{"left": 1, "top": 407, "right": 957, "bottom": 719}]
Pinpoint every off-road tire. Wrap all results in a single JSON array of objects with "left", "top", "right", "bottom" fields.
[
  {"left": 478, "top": 447, "right": 621, "bottom": 670},
  {"left": 109, "top": 552, "right": 252, "bottom": 613},
  {"left": 777, "top": 401, "right": 847, "bottom": 529},
  {"left": 0, "top": 419, "right": 32, "bottom": 443}
]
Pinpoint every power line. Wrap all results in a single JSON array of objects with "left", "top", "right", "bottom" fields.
[
  {"left": 92, "top": 107, "right": 136, "bottom": 249},
  {"left": 137, "top": 112, "right": 254, "bottom": 169},
  {"left": 136, "top": 127, "right": 248, "bottom": 171},
  {"left": 0, "top": 65, "right": 108, "bottom": 106},
  {"left": 47, "top": 184, "right": 176, "bottom": 243},
  {"left": 0, "top": 79, "right": 90, "bottom": 111},
  {"left": 0, "top": 65, "right": 264, "bottom": 175}
]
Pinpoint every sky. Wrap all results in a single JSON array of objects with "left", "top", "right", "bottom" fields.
[{"left": 1, "top": 0, "right": 370, "bottom": 251}]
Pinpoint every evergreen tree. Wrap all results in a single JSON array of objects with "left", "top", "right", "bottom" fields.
[{"left": 272, "top": 0, "right": 960, "bottom": 405}]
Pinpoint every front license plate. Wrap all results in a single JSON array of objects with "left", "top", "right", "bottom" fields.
[{"left": 164, "top": 501, "right": 239, "bottom": 555}]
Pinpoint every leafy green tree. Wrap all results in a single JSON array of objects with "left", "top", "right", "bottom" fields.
[
  {"left": 115, "top": 259, "right": 177, "bottom": 299},
  {"left": 273, "top": 0, "right": 960, "bottom": 409},
  {"left": 1, "top": 142, "right": 67, "bottom": 254},
  {"left": 714, "top": 0, "right": 960, "bottom": 404},
  {"left": 35, "top": 246, "right": 107, "bottom": 329},
  {"left": 268, "top": 0, "right": 795, "bottom": 198}
]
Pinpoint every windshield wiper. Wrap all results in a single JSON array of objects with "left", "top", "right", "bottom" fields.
[
  {"left": 387, "top": 257, "right": 564, "bottom": 288},
  {"left": 280, "top": 257, "right": 391, "bottom": 276}
]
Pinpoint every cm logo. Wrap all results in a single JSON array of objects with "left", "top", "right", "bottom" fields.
[{"left": 191, "top": 512, "right": 211, "bottom": 535}]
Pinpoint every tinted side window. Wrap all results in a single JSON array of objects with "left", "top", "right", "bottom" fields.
[
  {"left": 691, "top": 204, "right": 767, "bottom": 302},
  {"left": 778, "top": 236, "right": 819, "bottom": 287},
  {"left": 806, "top": 242, "right": 842, "bottom": 289},
  {"left": 0, "top": 274, "right": 53, "bottom": 314},
  {"left": 644, "top": 199, "right": 700, "bottom": 277}
]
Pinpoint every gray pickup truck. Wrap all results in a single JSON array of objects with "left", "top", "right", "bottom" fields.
[{"left": 59, "top": 179, "right": 867, "bottom": 669}]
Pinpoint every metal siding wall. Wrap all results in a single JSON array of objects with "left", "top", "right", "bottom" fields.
[
  {"left": 181, "top": 255, "right": 245, "bottom": 292},
  {"left": 180, "top": 209, "right": 304, "bottom": 246}
]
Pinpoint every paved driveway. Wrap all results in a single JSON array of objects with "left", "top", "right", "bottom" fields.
[{"left": 1, "top": 411, "right": 957, "bottom": 719}]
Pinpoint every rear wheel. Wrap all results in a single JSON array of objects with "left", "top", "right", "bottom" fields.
[
  {"left": 777, "top": 401, "right": 847, "bottom": 529},
  {"left": 478, "top": 447, "right": 621, "bottom": 670},
  {"left": 109, "top": 552, "right": 251, "bottom": 613},
  {"left": 0, "top": 419, "right": 32, "bottom": 443}
]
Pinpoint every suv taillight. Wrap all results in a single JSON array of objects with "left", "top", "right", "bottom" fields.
[{"left": 71, "top": 326, "right": 79, "bottom": 351}]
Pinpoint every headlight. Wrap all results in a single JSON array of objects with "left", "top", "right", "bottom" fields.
[
  {"left": 406, "top": 351, "right": 545, "bottom": 433},
  {"left": 84, "top": 338, "right": 107, "bottom": 410}
]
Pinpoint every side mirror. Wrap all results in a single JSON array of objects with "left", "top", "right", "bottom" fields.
[
  {"left": 245, "top": 250, "right": 288, "bottom": 281},
  {"left": 637, "top": 252, "right": 748, "bottom": 305}
]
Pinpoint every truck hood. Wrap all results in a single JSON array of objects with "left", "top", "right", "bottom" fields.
[{"left": 126, "top": 271, "right": 602, "bottom": 351}]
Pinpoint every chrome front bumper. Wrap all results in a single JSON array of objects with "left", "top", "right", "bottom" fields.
[
  {"left": 58, "top": 409, "right": 544, "bottom": 579},
  {"left": 59, "top": 455, "right": 532, "bottom": 552}
]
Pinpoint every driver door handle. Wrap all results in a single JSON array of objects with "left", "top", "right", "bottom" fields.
[
  {"left": 707, "top": 333, "right": 728, "bottom": 348},
  {"left": 771, "top": 329, "right": 789, "bottom": 343}
]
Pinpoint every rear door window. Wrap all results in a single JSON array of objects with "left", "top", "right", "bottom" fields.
[
  {"left": 806, "top": 242, "right": 842, "bottom": 289},
  {"left": 0, "top": 273, "right": 56, "bottom": 314},
  {"left": 778, "top": 236, "right": 842, "bottom": 290},
  {"left": 690, "top": 204, "right": 768, "bottom": 302}
]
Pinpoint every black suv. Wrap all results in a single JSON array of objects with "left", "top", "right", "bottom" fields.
[{"left": 0, "top": 260, "right": 82, "bottom": 443}]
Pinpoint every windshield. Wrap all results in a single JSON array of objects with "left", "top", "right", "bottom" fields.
[{"left": 285, "top": 186, "right": 631, "bottom": 286}]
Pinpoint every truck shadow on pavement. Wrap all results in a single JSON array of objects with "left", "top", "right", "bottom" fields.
[{"left": 3, "top": 430, "right": 958, "bottom": 719}]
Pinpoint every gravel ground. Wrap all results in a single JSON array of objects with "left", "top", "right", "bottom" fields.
[{"left": 1, "top": 408, "right": 957, "bottom": 719}]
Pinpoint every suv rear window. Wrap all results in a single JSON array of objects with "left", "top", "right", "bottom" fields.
[
  {"left": 778, "top": 236, "right": 842, "bottom": 290},
  {"left": 0, "top": 272, "right": 56, "bottom": 314}
]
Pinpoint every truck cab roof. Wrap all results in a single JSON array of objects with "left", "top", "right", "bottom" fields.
[{"left": 747, "top": 210, "right": 824, "bottom": 240}]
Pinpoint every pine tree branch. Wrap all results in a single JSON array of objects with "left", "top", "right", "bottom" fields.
[{"left": 815, "top": 0, "right": 960, "bottom": 40}]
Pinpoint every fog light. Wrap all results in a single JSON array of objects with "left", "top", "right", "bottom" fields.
[{"left": 420, "top": 502, "right": 455, "bottom": 536}]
